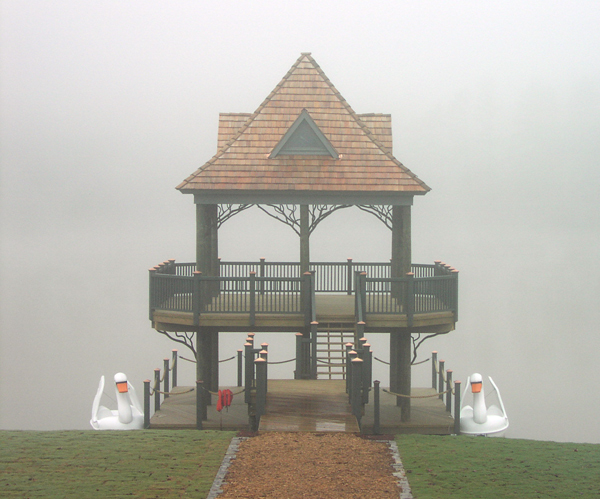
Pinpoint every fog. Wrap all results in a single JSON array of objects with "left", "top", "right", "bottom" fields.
[{"left": 1, "top": 1, "right": 599, "bottom": 443}]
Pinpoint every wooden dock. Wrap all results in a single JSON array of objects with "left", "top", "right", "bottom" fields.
[
  {"left": 149, "top": 380, "right": 454, "bottom": 435},
  {"left": 258, "top": 380, "right": 359, "bottom": 432}
]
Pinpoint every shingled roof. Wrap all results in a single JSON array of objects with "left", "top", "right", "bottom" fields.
[{"left": 178, "top": 53, "right": 430, "bottom": 205}]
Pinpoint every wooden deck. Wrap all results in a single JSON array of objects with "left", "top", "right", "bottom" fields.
[
  {"left": 152, "top": 294, "right": 455, "bottom": 334},
  {"left": 149, "top": 380, "right": 455, "bottom": 435},
  {"left": 258, "top": 380, "right": 359, "bottom": 432}
]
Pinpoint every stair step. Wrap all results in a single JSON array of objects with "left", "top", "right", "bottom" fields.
[{"left": 315, "top": 322, "right": 358, "bottom": 379}]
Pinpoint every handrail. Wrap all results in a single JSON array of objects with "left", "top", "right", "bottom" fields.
[{"left": 150, "top": 260, "right": 459, "bottom": 324}]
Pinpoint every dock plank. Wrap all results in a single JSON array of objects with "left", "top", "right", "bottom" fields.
[{"left": 258, "top": 380, "right": 359, "bottom": 432}]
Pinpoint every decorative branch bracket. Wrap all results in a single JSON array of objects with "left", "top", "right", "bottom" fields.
[
  {"left": 356, "top": 205, "right": 393, "bottom": 230},
  {"left": 217, "top": 204, "right": 254, "bottom": 228}
]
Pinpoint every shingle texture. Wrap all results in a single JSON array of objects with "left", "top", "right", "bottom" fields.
[{"left": 177, "top": 53, "right": 429, "bottom": 195}]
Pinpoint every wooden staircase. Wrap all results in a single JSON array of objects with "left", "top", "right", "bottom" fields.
[{"left": 315, "top": 322, "right": 356, "bottom": 379}]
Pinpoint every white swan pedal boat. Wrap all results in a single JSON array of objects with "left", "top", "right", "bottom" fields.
[
  {"left": 460, "top": 373, "right": 509, "bottom": 437},
  {"left": 90, "top": 372, "right": 144, "bottom": 430}
]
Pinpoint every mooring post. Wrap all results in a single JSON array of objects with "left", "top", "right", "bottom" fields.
[
  {"left": 454, "top": 380, "right": 461, "bottom": 435},
  {"left": 295, "top": 333, "right": 303, "bottom": 379},
  {"left": 244, "top": 341, "right": 253, "bottom": 404},
  {"left": 345, "top": 343, "right": 353, "bottom": 392},
  {"left": 195, "top": 380, "right": 204, "bottom": 429},
  {"left": 439, "top": 360, "right": 445, "bottom": 400},
  {"left": 351, "top": 357, "right": 364, "bottom": 428},
  {"left": 431, "top": 351, "right": 438, "bottom": 390},
  {"left": 153, "top": 368, "right": 160, "bottom": 413},
  {"left": 348, "top": 349, "right": 357, "bottom": 403},
  {"left": 362, "top": 344, "right": 372, "bottom": 405},
  {"left": 143, "top": 379, "right": 150, "bottom": 429},
  {"left": 171, "top": 349, "right": 178, "bottom": 388},
  {"left": 163, "top": 358, "right": 170, "bottom": 399},
  {"left": 255, "top": 358, "right": 267, "bottom": 422},
  {"left": 260, "top": 346, "right": 268, "bottom": 391},
  {"left": 373, "top": 380, "right": 381, "bottom": 435},
  {"left": 446, "top": 370, "right": 453, "bottom": 412},
  {"left": 237, "top": 349, "right": 243, "bottom": 387}
]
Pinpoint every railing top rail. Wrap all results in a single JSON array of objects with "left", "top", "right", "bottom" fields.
[{"left": 365, "top": 274, "right": 457, "bottom": 282}]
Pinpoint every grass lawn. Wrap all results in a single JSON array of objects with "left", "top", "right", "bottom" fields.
[
  {"left": 396, "top": 434, "right": 600, "bottom": 498},
  {"left": 0, "top": 430, "right": 234, "bottom": 498},
  {"left": 2, "top": 431, "right": 599, "bottom": 498}
]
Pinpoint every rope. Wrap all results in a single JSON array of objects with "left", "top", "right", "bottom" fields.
[
  {"left": 153, "top": 388, "right": 194, "bottom": 396},
  {"left": 180, "top": 355, "right": 237, "bottom": 364},
  {"left": 383, "top": 388, "right": 452, "bottom": 399},
  {"left": 374, "top": 357, "right": 430, "bottom": 366},
  {"left": 266, "top": 357, "right": 296, "bottom": 365},
  {"left": 199, "top": 385, "right": 246, "bottom": 397}
]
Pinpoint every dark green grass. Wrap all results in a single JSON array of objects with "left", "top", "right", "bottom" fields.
[
  {"left": 3, "top": 431, "right": 600, "bottom": 498},
  {"left": 396, "top": 434, "right": 600, "bottom": 498},
  {"left": 0, "top": 430, "right": 234, "bottom": 498}
]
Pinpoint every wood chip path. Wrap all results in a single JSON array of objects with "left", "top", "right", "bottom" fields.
[{"left": 215, "top": 432, "right": 406, "bottom": 498}]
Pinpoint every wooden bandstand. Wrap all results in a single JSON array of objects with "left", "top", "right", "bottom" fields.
[{"left": 148, "top": 53, "right": 459, "bottom": 430}]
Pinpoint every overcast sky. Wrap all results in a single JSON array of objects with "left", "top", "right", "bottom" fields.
[{"left": 1, "top": 1, "right": 599, "bottom": 443}]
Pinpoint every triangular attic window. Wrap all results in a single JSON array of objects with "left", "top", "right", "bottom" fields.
[{"left": 270, "top": 109, "right": 339, "bottom": 158}]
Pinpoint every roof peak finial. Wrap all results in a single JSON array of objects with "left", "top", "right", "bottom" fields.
[{"left": 301, "top": 52, "right": 312, "bottom": 56}]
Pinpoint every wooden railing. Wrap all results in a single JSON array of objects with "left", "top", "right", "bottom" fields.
[
  {"left": 149, "top": 270, "right": 312, "bottom": 327},
  {"left": 149, "top": 260, "right": 458, "bottom": 324}
]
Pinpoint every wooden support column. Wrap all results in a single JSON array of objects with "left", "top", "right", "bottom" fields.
[
  {"left": 196, "top": 204, "right": 218, "bottom": 275},
  {"left": 196, "top": 328, "right": 212, "bottom": 407},
  {"left": 210, "top": 329, "right": 219, "bottom": 392},
  {"left": 390, "top": 329, "right": 411, "bottom": 421},
  {"left": 391, "top": 205, "right": 411, "bottom": 278},
  {"left": 390, "top": 204, "right": 412, "bottom": 421},
  {"left": 300, "top": 204, "right": 310, "bottom": 274},
  {"left": 300, "top": 205, "right": 310, "bottom": 325}
]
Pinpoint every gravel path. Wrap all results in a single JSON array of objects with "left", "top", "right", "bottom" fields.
[{"left": 211, "top": 432, "right": 410, "bottom": 499}]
